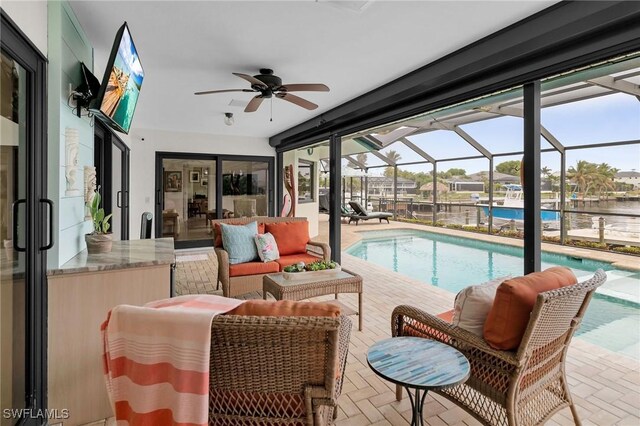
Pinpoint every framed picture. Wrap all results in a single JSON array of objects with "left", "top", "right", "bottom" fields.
[
  {"left": 164, "top": 171, "right": 182, "bottom": 192},
  {"left": 201, "top": 177, "right": 208, "bottom": 186},
  {"left": 190, "top": 171, "right": 200, "bottom": 182}
]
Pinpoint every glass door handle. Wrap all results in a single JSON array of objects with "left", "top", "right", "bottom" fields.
[
  {"left": 117, "top": 191, "right": 122, "bottom": 208},
  {"left": 11, "top": 199, "right": 26, "bottom": 252},
  {"left": 124, "top": 190, "right": 129, "bottom": 208},
  {"left": 40, "top": 198, "right": 54, "bottom": 251}
]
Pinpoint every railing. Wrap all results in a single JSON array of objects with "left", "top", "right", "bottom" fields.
[{"left": 360, "top": 196, "right": 639, "bottom": 251}]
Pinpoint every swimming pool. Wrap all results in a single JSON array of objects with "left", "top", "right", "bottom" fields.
[{"left": 346, "top": 229, "right": 640, "bottom": 359}]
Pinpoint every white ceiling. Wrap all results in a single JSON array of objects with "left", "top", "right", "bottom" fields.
[{"left": 70, "top": 1, "right": 556, "bottom": 139}]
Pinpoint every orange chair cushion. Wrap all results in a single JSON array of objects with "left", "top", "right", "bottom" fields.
[
  {"left": 213, "top": 221, "right": 265, "bottom": 248},
  {"left": 228, "top": 261, "right": 279, "bottom": 277},
  {"left": 275, "top": 254, "right": 323, "bottom": 271},
  {"left": 265, "top": 221, "right": 309, "bottom": 256},
  {"left": 226, "top": 299, "right": 341, "bottom": 317},
  {"left": 483, "top": 266, "right": 577, "bottom": 350},
  {"left": 437, "top": 309, "right": 454, "bottom": 323}
]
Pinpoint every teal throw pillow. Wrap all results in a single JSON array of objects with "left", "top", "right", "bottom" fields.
[
  {"left": 220, "top": 221, "right": 259, "bottom": 264},
  {"left": 254, "top": 232, "right": 280, "bottom": 262}
]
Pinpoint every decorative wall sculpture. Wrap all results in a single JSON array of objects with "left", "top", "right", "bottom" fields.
[
  {"left": 64, "top": 128, "right": 80, "bottom": 196},
  {"left": 281, "top": 164, "right": 296, "bottom": 217}
]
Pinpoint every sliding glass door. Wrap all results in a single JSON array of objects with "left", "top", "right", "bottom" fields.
[
  {"left": 94, "top": 121, "right": 130, "bottom": 240},
  {"left": 160, "top": 157, "right": 216, "bottom": 244},
  {"left": 1, "top": 12, "right": 49, "bottom": 424},
  {"left": 155, "top": 153, "right": 274, "bottom": 248},
  {"left": 221, "top": 159, "right": 271, "bottom": 218}
]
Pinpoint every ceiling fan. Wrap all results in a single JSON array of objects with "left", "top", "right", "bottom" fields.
[{"left": 194, "top": 68, "right": 330, "bottom": 113}]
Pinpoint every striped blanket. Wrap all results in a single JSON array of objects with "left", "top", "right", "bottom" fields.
[{"left": 101, "top": 294, "right": 244, "bottom": 425}]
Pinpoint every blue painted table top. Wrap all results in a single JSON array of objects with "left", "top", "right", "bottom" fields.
[{"left": 367, "top": 337, "right": 470, "bottom": 390}]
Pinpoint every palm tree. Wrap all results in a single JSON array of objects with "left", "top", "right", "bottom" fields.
[
  {"left": 567, "top": 161, "right": 599, "bottom": 198},
  {"left": 348, "top": 152, "right": 369, "bottom": 169},
  {"left": 356, "top": 153, "right": 368, "bottom": 167},
  {"left": 540, "top": 166, "right": 560, "bottom": 191},
  {"left": 383, "top": 150, "right": 402, "bottom": 178},
  {"left": 594, "top": 163, "right": 618, "bottom": 200},
  {"left": 385, "top": 150, "right": 401, "bottom": 163}
]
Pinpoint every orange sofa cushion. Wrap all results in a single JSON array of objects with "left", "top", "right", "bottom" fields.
[
  {"left": 226, "top": 299, "right": 341, "bottom": 317},
  {"left": 265, "top": 221, "right": 309, "bottom": 256},
  {"left": 228, "top": 261, "right": 279, "bottom": 278},
  {"left": 213, "top": 221, "right": 265, "bottom": 248},
  {"left": 483, "top": 266, "right": 577, "bottom": 350},
  {"left": 275, "top": 254, "right": 323, "bottom": 271}
]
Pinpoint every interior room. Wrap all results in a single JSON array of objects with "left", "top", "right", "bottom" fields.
[{"left": 1, "top": 1, "right": 639, "bottom": 425}]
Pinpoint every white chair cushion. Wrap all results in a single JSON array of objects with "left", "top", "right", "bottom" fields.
[{"left": 453, "top": 276, "right": 511, "bottom": 336}]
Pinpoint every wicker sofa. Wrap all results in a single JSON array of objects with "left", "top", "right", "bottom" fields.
[
  {"left": 209, "top": 310, "right": 351, "bottom": 424},
  {"left": 212, "top": 216, "right": 330, "bottom": 297}
]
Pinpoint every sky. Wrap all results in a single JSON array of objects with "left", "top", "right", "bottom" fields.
[{"left": 359, "top": 92, "right": 639, "bottom": 176}]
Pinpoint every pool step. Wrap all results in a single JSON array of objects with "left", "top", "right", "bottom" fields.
[
  {"left": 577, "top": 316, "right": 639, "bottom": 356},
  {"left": 597, "top": 270, "right": 640, "bottom": 305}
]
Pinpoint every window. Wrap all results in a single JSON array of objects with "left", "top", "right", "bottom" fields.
[{"left": 298, "top": 160, "right": 314, "bottom": 202}]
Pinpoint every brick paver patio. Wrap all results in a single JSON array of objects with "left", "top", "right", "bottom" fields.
[{"left": 175, "top": 246, "right": 640, "bottom": 425}]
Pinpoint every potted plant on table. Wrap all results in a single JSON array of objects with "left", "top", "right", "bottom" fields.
[
  {"left": 282, "top": 260, "right": 341, "bottom": 280},
  {"left": 85, "top": 188, "right": 113, "bottom": 253}
]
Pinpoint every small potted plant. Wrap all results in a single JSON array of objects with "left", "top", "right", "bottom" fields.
[{"left": 85, "top": 188, "right": 113, "bottom": 253}]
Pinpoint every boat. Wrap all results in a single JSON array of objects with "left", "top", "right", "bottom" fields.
[{"left": 478, "top": 184, "right": 560, "bottom": 222}]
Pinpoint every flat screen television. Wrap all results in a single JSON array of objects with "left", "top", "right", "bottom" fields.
[{"left": 90, "top": 22, "right": 144, "bottom": 134}]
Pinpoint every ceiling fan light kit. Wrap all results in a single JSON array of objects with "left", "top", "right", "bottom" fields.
[{"left": 196, "top": 68, "right": 330, "bottom": 115}]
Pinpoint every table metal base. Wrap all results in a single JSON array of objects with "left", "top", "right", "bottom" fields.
[{"left": 405, "top": 386, "right": 429, "bottom": 426}]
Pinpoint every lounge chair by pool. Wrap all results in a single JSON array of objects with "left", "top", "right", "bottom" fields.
[{"left": 348, "top": 201, "right": 392, "bottom": 225}]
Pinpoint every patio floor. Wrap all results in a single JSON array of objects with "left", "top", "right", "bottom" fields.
[{"left": 175, "top": 233, "right": 640, "bottom": 425}]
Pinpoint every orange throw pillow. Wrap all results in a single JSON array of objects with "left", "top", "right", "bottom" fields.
[
  {"left": 265, "top": 221, "right": 309, "bottom": 256},
  {"left": 213, "top": 222, "right": 265, "bottom": 247},
  {"left": 226, "top": 299, "right": 341, "bottom": 317},
  {"left": 483, "top": 266, "right": 577, "bottom": 350}
]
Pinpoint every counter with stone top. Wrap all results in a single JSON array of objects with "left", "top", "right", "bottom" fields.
[
  {"left": 46, "top": 237, "right": 175, "bottom": 425},
  {"left": 47, "top": 238, "right": 175, "bottom": 276}
]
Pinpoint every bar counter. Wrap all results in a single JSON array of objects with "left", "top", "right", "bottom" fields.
[
  {"left": 47, "top": 237, "right": 175, "bottom": 276},
  {"left": 47, "top": 238, "right": 175, "bottom": 425}
]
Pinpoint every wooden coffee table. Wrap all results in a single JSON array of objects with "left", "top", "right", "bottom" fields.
[{"left": 263, "top": 269, "right": 363, "bottom": 331}]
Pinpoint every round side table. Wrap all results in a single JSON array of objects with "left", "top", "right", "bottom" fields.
[{"left": 367, "top": 337, "right": 470, "bottom": 426}]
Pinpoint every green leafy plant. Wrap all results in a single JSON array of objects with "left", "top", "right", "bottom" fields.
[
  {"left": 87, "top": 189, "right": 113, "bottom": 234},
  {"left": 283, "top": 260, "right": 338, "bottom": 273},
  {"left": 611, "top": 246, "right": 640, "bottom": 255}
]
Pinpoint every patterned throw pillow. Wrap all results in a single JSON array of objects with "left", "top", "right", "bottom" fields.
[
  {"left": 254, "top": 233, "right": 280, "bottom": 262},
  {"left": 220, "top": 222, "right": 259, "bottom": 264}
]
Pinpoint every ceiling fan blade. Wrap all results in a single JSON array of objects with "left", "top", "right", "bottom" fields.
[
  {"left": 245, "top": 95, "right": 264, "bottom": 112},
  {"left": 194, "top": 89, "right": 254, "bottom": 95},
  {"left": 279, "top": 83, "right": 330, "bottom": 92},
  {"left": 233, "top": 72, "right": 268, "bottom": 88},
  {"left": 276, "top": 93, "right": 318, "bottom": 110}
]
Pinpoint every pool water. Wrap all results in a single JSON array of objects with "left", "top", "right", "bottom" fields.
[{"left": 346, "top": 229, "right": 640, "bottom": 359}]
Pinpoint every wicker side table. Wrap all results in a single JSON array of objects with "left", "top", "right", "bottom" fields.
[{"left": 263, "top": 269, "right": 363, "bottom": 331}]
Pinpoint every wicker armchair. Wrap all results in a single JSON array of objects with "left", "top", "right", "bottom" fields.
[
  {"left": 209, "top": 314, "right": 352, "bottom": 425},
  {"left": 391, "top": 269, "right": 607, "bottom": 426}
]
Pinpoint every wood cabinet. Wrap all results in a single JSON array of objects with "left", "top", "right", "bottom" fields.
[{"left": 46, "top": 239, "right": 173, "bottom": 425}]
